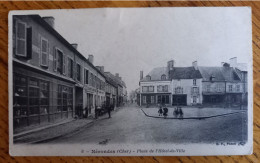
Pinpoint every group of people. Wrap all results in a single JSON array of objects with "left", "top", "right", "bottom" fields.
[{"left": 158, "top": 104, "right": 184, "bottom": 119}]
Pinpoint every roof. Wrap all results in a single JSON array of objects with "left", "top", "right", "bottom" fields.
[
  {"left": 235, "top": 63, "right": 247, "bottom": 72},
  {"left": 198, "top": 66, "right": 241, "bottom": 82},
  {"left": 140, "top": 67, "right": 169, "bottom": 82},
  {"left": 104, "top": 72, "right": 123, "bottom": 88},
  {"left": 169, "top": 67, "right": 202, "bottom": 79},
  {"left": 15, "top": 15, "right": 105, "bottom": 79}
]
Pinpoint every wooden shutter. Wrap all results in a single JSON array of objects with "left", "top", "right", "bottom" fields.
[
  {"left": 26, "top": 27, "right": 32, "bottom": 59},
  {"left": 53, "top": 47, "right": 57, "bottom": 71},
  {"left": 62, "top": 54, "right": 66, "bottom": 75},
  {"left": 16, "top": 21, "right": 27, "bottom": 57},
  {"left": 41, "top": 38, "right": 48, "bottom": 67}
]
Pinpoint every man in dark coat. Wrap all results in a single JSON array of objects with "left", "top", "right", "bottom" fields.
[{"left": 107, "top": 104, "right": 112, "bottom": 118}]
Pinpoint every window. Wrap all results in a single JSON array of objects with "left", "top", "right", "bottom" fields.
[
  {"left": 206, "top": 85, "right": 210, "bottom": 92},
  {"left": 229, "top": 85, "right": 233, "bottom": 92},
  {"left": 146, "top": 75, "right": 151, "bottom": 80},
  {"left": 54, "top": 48, "right": 64, "bottom": 74},
  {"left": 236, "top": 85, "right": 240, "bottom": 92},
  {"left": 143, "top": 96, "right": 146, "bottom": 104},
  {"left": 67, "top": 58, "right": 73, "bottom": 78},
  {"left": 40, "top": 37, "right": 49, "bottom": 67},
  {"left": 76, "top": 63, "right": 81, "bottom": 81},
  {"left": 193, "top": 79, "right": 196, "bottom": 86},
  {"left": 158, "top": 95, "right": 169, "bottom": 104},
  {"left": 84, "top": 69, "right": 89, "bottom": 84},
  {"left": 148, "top": 86, "right": 154, "bottom": 92},
  {"left": 217, "top": 84, "right": 221, "bottom": 92},
  {"left": 57, "top": 85, "right": 73, "bottom": 113},
  {"left": 142, "top": 86, "right": 148, "bottom": 92},
  {"left": 161, "top": 74, "right": 166, "bottom": 80},
  {"left": 163, "top": 85, "right": 168, "bottom": 92},
  {"left": 175, "top": 87, "right": 183, "bottom": 94},
  {"left": 193, "top": 96, "right": 197, "bottom": 103},
  {"left": 151, "top": 96, "right": 155, "bottom": 103},
  {"left": 192, "top": 87, "right": 198, "bottom": 94},
  {"left": 90, "top": 73, "right": 94, "bottom": 87},
  {"left": 16, "top": 21, "right": 27, "bottom": 57}
]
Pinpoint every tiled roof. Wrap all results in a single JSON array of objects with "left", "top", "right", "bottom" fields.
[
  {"left": 169, "top": 67, "right": 202, "bottom": 79},
  {"left": 140, "top": 67, "right": 169, "bottom": 82},
  {"left": 198, "top": 66, "right": 241, "bottom": 82},
  {"left": 235, "top": 63, "right": 247, "bottom": 72}
]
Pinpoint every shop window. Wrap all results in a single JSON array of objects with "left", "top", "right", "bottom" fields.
[
  {"left": 143, "top": 96, "right": 146, "bottom": 104},
  {"left": 57, "top": 85, "right": 73, "bottom": 113},
  {"left": 151, "top": 96, "right": 155, "bottom": 103}
]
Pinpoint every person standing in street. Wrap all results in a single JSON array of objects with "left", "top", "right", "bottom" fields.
[{"left": 107, "top": 104, "right": 111, "bottom": 118}]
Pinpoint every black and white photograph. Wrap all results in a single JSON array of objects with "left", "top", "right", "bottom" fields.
[{"left": 9, "top": 7, "right": 253, "bottom": 156}]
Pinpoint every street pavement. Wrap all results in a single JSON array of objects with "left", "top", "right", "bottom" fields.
[{"left": 46, "top": 104, "right": 248, "bottom": 145}]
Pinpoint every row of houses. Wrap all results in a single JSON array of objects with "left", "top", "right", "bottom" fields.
[
  {"left": 12, "top": 15, "right": 127, "bottom": 130},
  {"left": 138, "top": 57, "right": 247, "bottom": 107}
]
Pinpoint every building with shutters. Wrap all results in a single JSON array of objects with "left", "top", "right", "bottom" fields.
[
  {"left": 12, "top": 15, "right": 108, "bottom": 130},
  {"left": 139, "top": 58, "right": 247, "bottom": 107}
]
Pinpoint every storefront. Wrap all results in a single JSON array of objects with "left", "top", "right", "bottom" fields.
[{"left": 13, "top": 65, "right": 75, "bottom": 131}]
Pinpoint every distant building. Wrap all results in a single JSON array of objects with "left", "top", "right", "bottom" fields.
[{"left": 139, "top": 58, "right": 247, "bottom": 107}]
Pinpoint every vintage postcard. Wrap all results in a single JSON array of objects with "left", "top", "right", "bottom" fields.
[{"left": 9, "top": 7, "right": 253, "bottom": 156}]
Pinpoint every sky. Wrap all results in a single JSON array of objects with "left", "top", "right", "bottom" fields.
[{"left": 25, "top": 7, "right": 252, "bottom": 93}]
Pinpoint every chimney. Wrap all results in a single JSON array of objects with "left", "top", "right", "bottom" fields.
[
  {"left": 192, "top": 61, "right": 198, "bottom": 70},
  {"left": 42, "top": 16, "right": 55, "bottom": 28},
  {"left": 140, "top": 71, "right": 143, "bottom": 80},
  {"left": 115, "top": 73, "right": 119, "bottom": 78},
  {"left": 88, "top": 55, "right": 94, "bottom": 64},
  {"left": 229, "top": 57, "right": 237, "bottom": 67},
  {"left": 71, "top": 43, "right": 78, "bottom": 50},
  {"left": 96, "top": 66, "right": 101, "bottom": 71},
  {"left": 119, "top": 77, "right": 122, "bottom": 80},
  {"left": 167, "top": 60, "right": 174, "bottom": 72},
  {"left": 100, "top": 66, "right": 104, "bottom": 73}
]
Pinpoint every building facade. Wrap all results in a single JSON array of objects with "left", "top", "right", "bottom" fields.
[
  {"left": 12, "top": 15, "right": 126, "bottom": 131},
  {"left": 139, "top": 58, "right": 247, "bottom": 107}
]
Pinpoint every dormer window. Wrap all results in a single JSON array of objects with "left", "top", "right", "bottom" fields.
[
  {"left": 210, "top": 75, "right": 215, "bottom": 81},
  {"left": 161, "top": 74, "right": 166, "bottom": 80},
  {"left": 146, "top": 75, "right": 151, "bottom": 80}
]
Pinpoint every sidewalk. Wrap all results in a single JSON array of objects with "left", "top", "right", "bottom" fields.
[
  {"left": 14, "top": 107, "right": 121, "bottom": 144},
  {"left": 14, "top": 118, "right": 94, "bottom": 144}
]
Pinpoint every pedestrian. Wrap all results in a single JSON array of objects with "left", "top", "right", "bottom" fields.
[
  {"left": 107, "top": 104, "right": 111, "bottom": 118},
  {"left": 158, "top": 105, "right": 163, "bottom": 116},
  {"left": 179, "top": 108, "right": 183, "bottom": 120},
  {"left": 163, "top": 105, "right": 168, "bottom": 119}
]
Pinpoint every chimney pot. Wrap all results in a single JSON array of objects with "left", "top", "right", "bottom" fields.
[
  {"left": 140, "top": 71, "right": 143, "bottom": 80},
  {"left": 229, "top": 57, "right": 237, "bottom": 67},
  {"left": 71, "top": 43, "right": 78, "bottom": 50},
  {"left": 192, "top": 61, "right": 198, "bottom": 70},
  {"left": 42, "top": 16, "right": 55, "bottom": 28},
  {"left": 88, "top": 55, "right": 94, "bottom": 64}
]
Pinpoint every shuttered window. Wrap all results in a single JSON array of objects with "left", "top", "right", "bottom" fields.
[
  {"left": 16, "top": 21, "right": 27, "bottom": 57},
  {"left": 40, "top": 37, "right": 49, "bottom": 67}
]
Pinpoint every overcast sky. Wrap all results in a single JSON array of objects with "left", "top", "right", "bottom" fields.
[{"left": 28, "top": 7, "right": 252, "bottom": 93}]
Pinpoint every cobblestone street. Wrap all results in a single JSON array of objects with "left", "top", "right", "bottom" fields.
[{"left": 46, "top": 104, "right": 248, "bottom": 145}]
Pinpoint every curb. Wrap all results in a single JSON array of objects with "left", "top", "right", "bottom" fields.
[
  {"left": 30, "top": 120, "right": 95, "bottom": 144},
  {"left": 140, "top": 108, "right": 246, "bottom": 120},
  {"left": 14, "top": 119, "right": 76, "bottom": 140}
]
